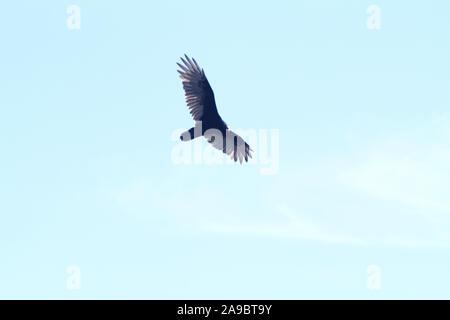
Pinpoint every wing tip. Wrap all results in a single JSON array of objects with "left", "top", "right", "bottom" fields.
[{"left": 178, "top": 54, "right": 204, "bottom": 76}]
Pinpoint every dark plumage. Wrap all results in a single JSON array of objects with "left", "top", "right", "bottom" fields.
[{"left": 177, "top": 55, "right": 252, "bottom": 163}]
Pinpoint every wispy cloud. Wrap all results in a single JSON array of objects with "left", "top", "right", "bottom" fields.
[
  {"left": 198, "top": 204, "right": 450, "bottom": 248},
  {"left": 107, "top": 116, "right": 450, "bottom": 249},
  {"left": 196, "top": 117, "right": 450, "bottom": 248},
  {"left": 338, "top": 130, "right": 450, "bottom": 217},
  {"left": 201, "top": 205, "right": 368, "bottom": 246}
]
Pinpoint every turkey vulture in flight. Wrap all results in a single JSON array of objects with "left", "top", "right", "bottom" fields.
[{"left": 177, "top": 55, "right": 253, "bottom": 164}]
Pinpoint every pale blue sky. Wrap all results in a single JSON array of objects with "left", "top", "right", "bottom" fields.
[{"left": 1, "top": 0, "right": 450, "bottom": 299}]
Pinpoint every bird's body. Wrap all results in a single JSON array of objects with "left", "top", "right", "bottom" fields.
[{"left": 177, "top": 55, "right": 252, "bottom": 163}]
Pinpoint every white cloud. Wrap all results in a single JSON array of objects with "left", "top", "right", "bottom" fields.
[
  {"left": 106, "top": 116, "right": 450, "bottom": 248},
  {"left": 198, "top": 203, "right": 450, "bottom": 248},
  {"left": 338, "top": 135, "right": 450, "bottom": 216},
  {"left": 201, "top": 205, "right": 368, "bottom": 246}
]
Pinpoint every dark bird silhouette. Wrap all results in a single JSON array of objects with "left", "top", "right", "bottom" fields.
[{"left": 177, "top": 55, "right": 252, "bottom": 163}]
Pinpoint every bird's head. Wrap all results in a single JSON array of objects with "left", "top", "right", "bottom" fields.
[{"left": 180, "top": 130, "right": 192, "bottom": 141}]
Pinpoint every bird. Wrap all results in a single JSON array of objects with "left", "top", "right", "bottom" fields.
[{"left": 177, "top": 54, "right": 253, "bottom": 164}]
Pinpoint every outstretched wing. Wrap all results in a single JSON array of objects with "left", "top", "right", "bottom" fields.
[
  {"left": 204, "top": 129, "right": 253, "bottom": 164},
  {"left": 177, "top": 55, "right": 219, "bottom": 121}
]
